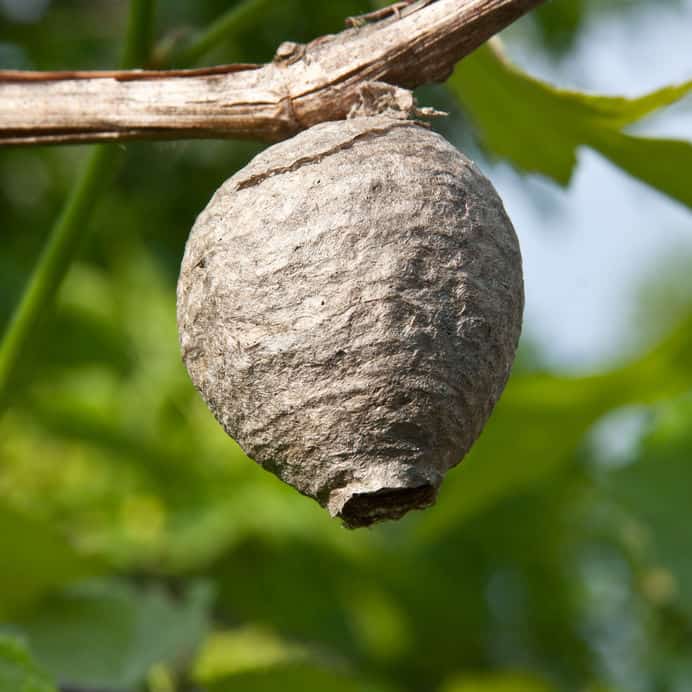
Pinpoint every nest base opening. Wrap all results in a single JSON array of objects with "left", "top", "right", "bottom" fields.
[{"left": 339, "top": 484, "right": 437, "bottom": 528}]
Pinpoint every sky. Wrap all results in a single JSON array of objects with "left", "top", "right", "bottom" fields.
[{"left": 490, "top": 0, "right": 692, "bottom": 372}]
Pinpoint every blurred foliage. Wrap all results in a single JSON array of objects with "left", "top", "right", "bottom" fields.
[
  {"left": 14, "top": 579, "right": 212, "bottom": 690},
  {"left": 0, "top": 634, "right": 55, "bottom": 692},
  {"left": 1, "top": 1, "right": 691, "bottom": 692},
  {"left": 451, "top": 41, "right": 692, "bottom": 208},
  {"left": 606, "top": 394, "right": 692, "bottom": 615},
  {"left": 0, "top": 505, "right": 98, "bottom": 619},
  {"left": 530, "top": 0, "right": 686, "bottom": 54},
  {"left": 441, "top": 672, "right": 555, "bottom": 692}
]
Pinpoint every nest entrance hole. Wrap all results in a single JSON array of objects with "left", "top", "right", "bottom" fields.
[{"left": 339, "top": 484, "right": 437, "bottom": 528}]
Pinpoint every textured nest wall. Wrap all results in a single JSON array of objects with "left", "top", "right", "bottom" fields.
[{"left": 177, "top": 116, "right": 524, "bottom": 527}]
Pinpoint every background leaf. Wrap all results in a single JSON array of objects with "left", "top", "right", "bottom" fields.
[
  {"left": 0, "top": 635, "right": 56, "bottom": 692},
  {"left": 450, "top": 40, "right": 692, "bottom": 208},
  {"left": 13, "top": 579, "right": 212, "bottom": 690}
]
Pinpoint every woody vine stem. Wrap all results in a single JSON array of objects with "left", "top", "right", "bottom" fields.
[
  {"left": 0, "top": 0, "right": 545, "bottom": 146},
  {"left": 0, "top": 0, "right": 545, "bottom": 411}
]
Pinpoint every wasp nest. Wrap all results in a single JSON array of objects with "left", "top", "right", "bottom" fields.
[{"left": 177, "top": 116, "right": 523, "bottom": 528}]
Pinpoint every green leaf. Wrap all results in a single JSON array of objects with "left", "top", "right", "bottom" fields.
[
  {"left": 194, "top": 627, "right": 311, "bottom": 679},
  {"left": 441, "top": 672, "right": 555, "bottom": 692},
  {"left": 0, "top": 635, "right": 56, "bottom": 692},
  {"left": 588, "top": 129, "right": 692, "bottom": 210},
  {"left": 194, "top": 626, "right": 397, "bottom": 692},
  {"left": 200, "top": 666, "right": 393, "bottom": 692},
  {"left": 0, "top": 505, "right": 97, "bottom": 619},
  {"left": 15, "top": 579, "right": 212, "bottom": 690},
  {"left": 449, "top": 40, "right": 692, "bottom": 208}
]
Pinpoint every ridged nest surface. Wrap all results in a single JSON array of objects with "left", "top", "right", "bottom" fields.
[{"left": 177, "top": 116, "right": 523, "bottom": 527}]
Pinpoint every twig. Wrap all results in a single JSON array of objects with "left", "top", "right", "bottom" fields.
[
  {"left": 345, "top": 0, "right": 421, "bottom": 27},
  {"left": 0, "top": 0, "right": 546, "bottom": 147}
]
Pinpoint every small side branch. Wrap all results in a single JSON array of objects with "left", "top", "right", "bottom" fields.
[{"left": 0, "top": 0, "right": 545, "bottom": 146}]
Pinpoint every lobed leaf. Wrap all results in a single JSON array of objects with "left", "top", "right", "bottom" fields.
[{"left": 450, "top": 40, "right": 692, "bottom": 208}]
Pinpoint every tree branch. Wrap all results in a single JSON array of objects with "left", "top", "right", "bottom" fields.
[{"left": 0, "top": 0, "right": 545, "bottom": 147}]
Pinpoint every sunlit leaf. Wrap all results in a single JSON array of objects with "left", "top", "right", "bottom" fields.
[
  {"left": 441, "top": 671, "right": 554, "bottom": 692},
  {"left": 450, "top": 40, "right": 692, "bottom": 208},
  {"left": 199, "top": 665, "right": 395, "bottom": 692},
  {"left": 193, "top": 626, "right": 396, "bottom": 692},
  {"left": 0, "top": 635, "right": 55, "bottom": 692},
  {"left": 194, "top": 627, "right": 311, "bottom": 679}
]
